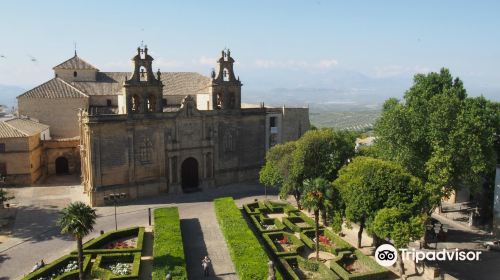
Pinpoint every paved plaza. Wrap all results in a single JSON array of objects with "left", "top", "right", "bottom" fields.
[
  {"left": 1, "top": 176, "right": 498, "bottom": 280},
  {"left": 0, "top": 176, "right": 277, "bottom": 280}
]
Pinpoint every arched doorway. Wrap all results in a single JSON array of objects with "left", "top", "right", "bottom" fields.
[
  {"left": 55, "top": 157, "right": 69, "bottom": 174},
  {"left": 181, "top": 157, "right": 199, "bottom": 192}
]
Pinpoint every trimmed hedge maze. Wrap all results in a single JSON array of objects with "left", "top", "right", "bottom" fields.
[
  {"left": 152, "top": 207, "right": 187, "bottom": 280},
  {"left": 23, "top": 227, "right": 145, "bottom": 280},
  {"left": 243, "top": 200, "right": 392, "bottom": 280}
]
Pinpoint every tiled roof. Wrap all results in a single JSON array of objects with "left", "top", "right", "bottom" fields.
[
  {"left": 53, "top": 55, "right": 98, "bottom": 70},
  {"left": 70, "top": 72, "right": 210, "bottom": 96},
  {"left": 0, "top": 122, "right": 28, "bottom": 138},
  {"left": 5, "top": 118, "right": 49, "bottom": 135},
  {"left": 17, "top": 78, "right": 88, "bottom": 99},
  {"left": 162, "top": 72, "right": 210, "bottom": 96}
]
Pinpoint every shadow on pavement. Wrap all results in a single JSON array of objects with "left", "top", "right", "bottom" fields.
[
  {"left": 5, "top": 205, "right": 73, "bottom": 245},
  {"left": 181, "top": 218, "right": 220, "bottom": 280}
]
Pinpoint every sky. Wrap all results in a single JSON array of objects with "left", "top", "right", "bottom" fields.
[{"left": 0, "top": 0, "right": 499, "bottom": 105}]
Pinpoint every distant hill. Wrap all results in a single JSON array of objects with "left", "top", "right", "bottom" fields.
[{"left": 0, "top": 84, "right": 24, "bottom": 108}]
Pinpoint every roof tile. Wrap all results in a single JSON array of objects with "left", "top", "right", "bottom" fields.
[{"left": 53, "top": 55, "right": 98, "bottom": 70}]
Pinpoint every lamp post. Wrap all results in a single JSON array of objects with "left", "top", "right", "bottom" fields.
[{"left": 104, "top": 193, "right": 127, "bottom": 231}]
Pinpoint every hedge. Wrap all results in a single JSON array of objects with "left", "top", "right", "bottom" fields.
[
  {"left": 249, "top": 214, "right": 286, "bottom": 233},
  {"left": 329, "top": 251, "right": 392, "bottom": 280},
  {"left": 152, "top": 207, "right": 187, "bottom": 280},
  {"left": 262, "top": 231, "right": 305, "bottom": 257},
  {"left": 300, "top": 228, "right": 354, "bottom": 255},
  {"left": 288, "top": 210, "right": 316, "bottom": 226},
  {"left": 282, "top": 216, "right": 315, "bottom": 232},
  {"left": 72, "top": 227, "right": 145, "bottom": 255},
  {"left": 279, "top": 255, "right": 341, "bottom": 280},
  {"left": 91, "top": 252, "right": 141, "bottom": 280},
  {"left": 22, "top": 254, "right": 92, "bottom": 280},
  {"left": 214, "top": 197, "right": 283, "bottom": 280},
  {"left": 243, "top": 201, "right": 267, "bottom": 215}
]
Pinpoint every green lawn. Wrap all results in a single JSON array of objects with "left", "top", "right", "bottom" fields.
[
  {"left": 152, "top": 207, "right": 187, "bottom": 280},
  {"left": 214, "top": 197, "right": 283, "bottom": 280}
]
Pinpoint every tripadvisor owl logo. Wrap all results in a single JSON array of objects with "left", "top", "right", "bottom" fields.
[{"left": 375, "top": 244, "right": 398, "bottom": 267}]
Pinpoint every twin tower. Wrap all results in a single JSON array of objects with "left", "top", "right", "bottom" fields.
[{"left": 122, "top": 47, "right": 242, "bottom": 114}]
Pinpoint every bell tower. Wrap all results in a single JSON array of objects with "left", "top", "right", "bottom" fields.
[
  {"left": 208, "top": 49, "right": 242, "bottom": 110},
  {"left": 123, "top": 46, "right": 163, "bottom": 114}
]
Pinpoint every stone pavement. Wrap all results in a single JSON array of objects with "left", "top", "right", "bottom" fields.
[
  {"left": 180, "top": 201, "right": 238, "bottom": 280},
  {"left": 0, "top": 179, "right": 276, "bottom": 280}
]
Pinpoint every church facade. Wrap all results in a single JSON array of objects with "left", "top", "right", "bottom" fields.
[{"left": 79, "top": 48, "right": 309, "bottom": 206}]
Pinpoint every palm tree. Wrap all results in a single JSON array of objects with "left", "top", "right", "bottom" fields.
[
  {"left": 301, "top": 177, "right": 328, "bottom": 260},
  {"left": 57, "top": 202, "right": 97, "bottom": 280}
]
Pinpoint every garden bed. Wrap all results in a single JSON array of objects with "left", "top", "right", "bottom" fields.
[
  {"left": 329, "top": 251, "right": 392, "bottom": 280},
  {"left": 22, "top": 254, "right": 91, "bottom": 280},
  {"left": 91, "top": 252, "right": 141, "bottom": 280},
  {"left": 300, "top": 228, "right": 354, "bottom": 255},
  {"left": 74, "top": 227, "right": 144, "bottom": 255},
  {"left": 283, "top": 216, "right": 315, "bottom": 232},
  {"left": 250, "top": 214, "right": 285, "bottom": 232},
  {"left": 263, "top": 232, "right": 305, "bottom": 256},
  {"left": 242, "top": 201, "right": 266, "bottom": 215},
  {"left": 279, "top": 256, "right": 341, "bottom": 280}
]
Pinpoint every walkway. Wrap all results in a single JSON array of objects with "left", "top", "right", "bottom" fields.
[{"left": 179, "top": 201, "right": 238, "bottom": 280}]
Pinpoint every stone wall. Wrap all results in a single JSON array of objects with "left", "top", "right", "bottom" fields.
[
  {"left": 54, "top": 69, "right": 97, "bottom": 82},
  {"left": 0, "top": 135, "right": 43, "bottom": 185},
  {"left": 18, "top": 97, "right": 89, "bottom": 139},
  {"left": 0, "top": 137, "right": 30, "bottom": 185},
  {"left": 43, "top": 139, "right": 80, "bottom": 176},
  {"left": 281, "top": 107, "right": 310, "bottom": 142}
]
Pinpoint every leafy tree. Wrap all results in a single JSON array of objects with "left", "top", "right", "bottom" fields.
[
  {"left": 57, "top": 202, "right": 97, "bottom": 280},
  {"left": 259, "top": 141, "right": 304, "bottom": 207},
  {"left": 260, "top": 128, "right": 356, "bottom": 212},
  {"left": 291, "top": 129, "right": 355, "bottom": 212},
  {"left": 334, "top": 156, "right": 428, "bottom": 248},
  {"left": 375, "top": 69, "right": 499, "bottom": 207},
  {"left": 372, "top": 208, "right": 425, "bottom": 277},
  {"left": 291, "top": 129, "right": 356, "bottom": 183},
  {"left": 301, "top": 177, "right": 329, "bottom": 260}
]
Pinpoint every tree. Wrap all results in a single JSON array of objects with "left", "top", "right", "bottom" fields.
[
  {"left": 375, "top": 69, "right": 499, "bottom": 207},
  {"left": 334, "top": 156, "right": 428, "bottom": 248},
  {"left": 57, "top": 202, "right": 97, "bottom": 280},
  {"left": 291, "top": 129, "right": 356, "bottom": 183},
  {"left": 291, "top": 129, "right": 355, "bottom": 213},
  {"left": 301, "top": 177, "right": 329, "bottom": 260},
  {"left": 372, "top": 208, "right": 425, "bottom": 278},
  {"left": 259, "top": 141, "right": 305, "bottom": 208}
]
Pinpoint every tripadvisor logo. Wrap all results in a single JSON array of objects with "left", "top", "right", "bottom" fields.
[
  {"left": 375, "top": 244, "right": 398, "bottom": 266},
  {"left": 375, "top": 244, "right": 482, "bottom": 267}
]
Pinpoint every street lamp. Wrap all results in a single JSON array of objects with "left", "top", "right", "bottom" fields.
[{"left": 104, "top": 193, "right": 127, "bottom": 230}]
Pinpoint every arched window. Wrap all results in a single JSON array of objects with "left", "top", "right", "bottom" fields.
[
  {"left": 228, "top": 94, "right": 235, "bottom": 109},
  {"left": 131, "top": 95, "right": 141, "bottom": 112},
  {"left": 147, "top": 95, "right": 156, "bottom": 112},
  {"left": 73, "top": 71, "right": 77, "bottom": 77},
  {"left": 223, "top": 68, "right": 230, "bottom": 81},
  {"left": 216, "top": 93, "right": 223, "bottom": 109},
  {"left": 139, "top": 137, "right": 153, "bottom": 163},
  {"left": 139, "top": 66, "right": 147, "bottom": 81},
  {"left": 224, "top": 131, "right": 234, "bottom": 152}
]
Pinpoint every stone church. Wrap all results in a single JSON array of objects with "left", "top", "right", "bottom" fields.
[{"left": 15, "top": 47, "right": 309, "bottom": 206}]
